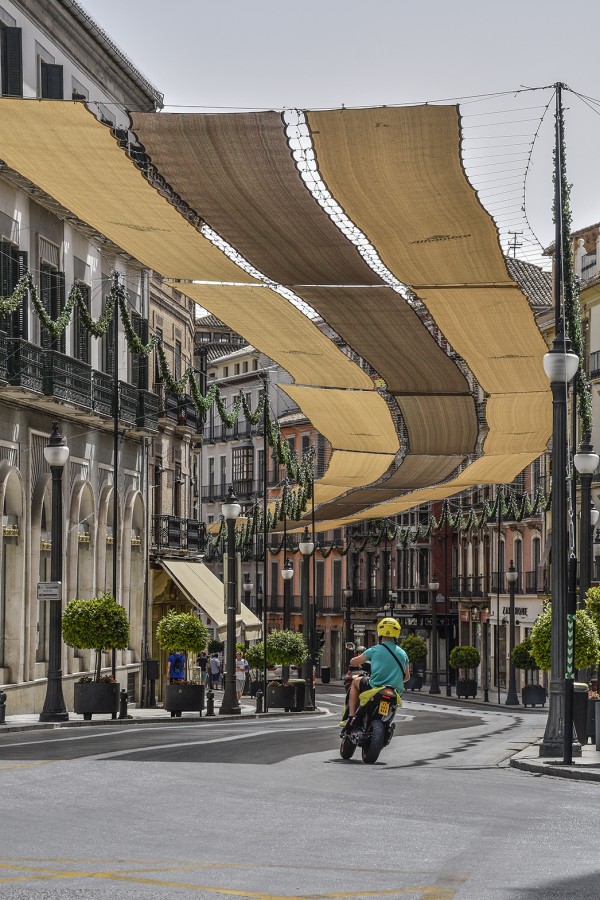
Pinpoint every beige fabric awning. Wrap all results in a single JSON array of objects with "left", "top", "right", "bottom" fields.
[{"left": 159, "top": 559, "right": 261, "bottom": 638}]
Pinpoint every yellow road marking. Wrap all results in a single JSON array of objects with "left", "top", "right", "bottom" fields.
[{"left": 0, "top": 761, "right": 55, "bottom": 771}]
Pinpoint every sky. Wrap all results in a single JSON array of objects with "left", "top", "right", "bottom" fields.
[{"left": 81, "top": 0, "right": 600, "bottom": 259}]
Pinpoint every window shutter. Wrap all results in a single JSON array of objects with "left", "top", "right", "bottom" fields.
[
  {"left": 40, "top": 264, "right": 52, "bottom": 350},
  {"left": 1, "top": 27, "right": 22, "bottom": 97},
  {"left": 104, "top": 315, "right": 114, "bottom": 375},
  {"left": 16, "top": 250, "right": 27, "bottom": 339},
  {"left": 74, "top": 283, "right": 90, "bottom": 364},
  {"left": 40, "top": 62, "right": 63, "bottom": 100},
  {"left": 56, "top": 271, "right": 66, "bottom": 353},
  {"left": 131, "top": 314, "right": 148, "bottom": 389},
  {"left": 0, "top": 241, "right": 12, "bottom": 334}
]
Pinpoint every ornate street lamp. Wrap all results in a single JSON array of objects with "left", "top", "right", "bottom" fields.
[
  {"left": 281, "top": 558, "right": 294, "bottom": 681},
  {"left": 505, "top": 561, "right": 519, "bottom": 706},
  {"left": 299, "top": 526, "right": 315, "bottom": 710},
  {"left": 428, "top": 578, "right": 440, "bottom": 694},
  {"left": 243, "top": 574, "right": 253, "bottom": 605},
  {"left": 39, "top": 422, "right": 70, "bottom": 722},
  {"left": 220, "top": 486, "right": 241, "bottom": 715}
]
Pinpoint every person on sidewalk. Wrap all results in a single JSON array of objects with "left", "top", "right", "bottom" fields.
[
  {"left": 196, "top": 650, "right": 208, "bottom": 686},
  {"left": 235, "top": 649, "right": 249, "bottom": 701},
  {"left": 167, "top": 650, "right": 186, "bottom": 685},
  {"left": 209, "top": 653, "right": 221, "bottom": 690}
]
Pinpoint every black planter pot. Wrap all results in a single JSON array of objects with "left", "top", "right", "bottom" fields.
[
  {"left": 587, "top": 698, "right": 599, "bottom": 742},
  {"left": 267, "top": 683, "right": 295, "bottom": 711},
  {"left": 74, "top": 682, "right": 120, "bottom": 721},
  {"left": 521, "top": 684, "right": 547, "bottom": 708},
  {"left": 164, "top": 684, "right": 205, "bottom": 718},
  {"left": 250, "top": 680, "right": 265, "bottom": 698},
  {"left": 456, "top": 679, "right": 477, "bottom": 699},
  {"left": 405, "top": 674, "right": 423, "bottom": 691}
]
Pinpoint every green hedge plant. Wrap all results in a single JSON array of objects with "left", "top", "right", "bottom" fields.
[
  {"left": 530, "top": 604, "right": 600, "bottom": 671},
  {"left": 266, "top": 629, "right": 308, "bottom": 667},
  {"left": 156, "top": 610, "right": 209, "bottom": 682},
  {"left": 62, "top": 592, "right": 129, "bottom": 682},
  {"left": 449, "top": 645, "right": 481, "bottom": 681},
  {"left": 399, "top": 634, "right": 427, "bottom": 667}
]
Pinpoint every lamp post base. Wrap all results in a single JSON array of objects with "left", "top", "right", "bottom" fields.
[
  {"left": 219, "top": 679, "right": 241, "bottom": 716},
  {"left": 39, "top": 710, "right": 69, "bottom": 722}
]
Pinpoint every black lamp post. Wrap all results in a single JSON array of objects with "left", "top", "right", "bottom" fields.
[
  {"left": 220, "top": 486, "right": 241, "bottom": 715},
  {"left": 281, "top": 558, "right": 294, "bottom": 681},
  {"left": 343, "top": 585, "right": 353, "bottom": 670},
  {"left": 299, "top": 526, "right": 315, "bottom": 710},
  {"left": 39, "top": 422, "right": 69, "bottom": 722},
  {"left": 428, "top": 578, "right": 440, "bottom": 694},
  {"left": 243, "top": 574, "right": 253, "bottom": 608},
  {"left": 574, "top": 435, "right": 599, "bottom": 605},
  {"left": 505, "top": 561, "right": 519, "bottom": 706}
]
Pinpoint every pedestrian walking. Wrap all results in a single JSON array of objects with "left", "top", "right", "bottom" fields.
[
  {"left": 235, "top": 649, "right": 249, "bottom": 701},
  {"left": 196, "top": 650, "right": 208, "bottom": 685},
  {"left": 167, "top": 650, "right": 186, "bottom": 684},
  {"left": 209, "top": 653, "right": 221, "bottom": 690}
]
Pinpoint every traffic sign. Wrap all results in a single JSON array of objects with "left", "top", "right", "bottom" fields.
[
  {"left": 37, "top": 581, "right": 61, "bottom": 601},
  {"left": 354, "top": 625, "right": 366, "bottom": 634}
]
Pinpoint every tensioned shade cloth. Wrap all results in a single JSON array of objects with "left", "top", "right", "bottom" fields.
[
  {"left": 159, "top": 559, "right": 261, "bottom": 638},
  {"left": 0, "top": 100, "right": 255, "bottom": 283}
]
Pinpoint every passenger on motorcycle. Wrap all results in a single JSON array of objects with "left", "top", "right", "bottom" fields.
[{"left": 342, "top": 617, "right": 409, "bottom": 728}]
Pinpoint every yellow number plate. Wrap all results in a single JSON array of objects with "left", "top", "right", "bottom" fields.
[{"left": 378, "top": 700, "right": 389, "bottom": 715}]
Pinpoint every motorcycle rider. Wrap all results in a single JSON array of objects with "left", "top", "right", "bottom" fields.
[{"left": 342, "top": 617, "right": 409, "bottom": 729}]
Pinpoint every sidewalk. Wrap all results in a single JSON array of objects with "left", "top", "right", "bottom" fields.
[
  {"left": 510, "top": 741, "right": 600, "bottom": 782},
  {"left": 0, "top": 693, "right": 324, "bottom": 734}
]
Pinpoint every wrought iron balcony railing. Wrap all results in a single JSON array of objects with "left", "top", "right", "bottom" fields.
[
  {"left": 151, "top": 515, "right": 207, "bottom": 553},
  {"left": 7, "top": 338, "right": 44, "bottom": 393},
  {"left": 43, "top": 350, "right": 92, "bottom": 408}
]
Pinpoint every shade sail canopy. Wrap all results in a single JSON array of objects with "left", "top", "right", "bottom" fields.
[
  {"left": 0, "top": 99, "right": 552, "bottom": 528},
  {"left": 158, "top": 559, "right": 261, "bottom": 638}
]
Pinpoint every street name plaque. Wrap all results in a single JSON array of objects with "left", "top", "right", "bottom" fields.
[{"left": 37, "top": 581, "right": 61, "bottom": 601}]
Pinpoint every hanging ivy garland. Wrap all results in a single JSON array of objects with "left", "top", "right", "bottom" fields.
[{"left": 555, "top": 106, "right": 593, "bottom": 435}]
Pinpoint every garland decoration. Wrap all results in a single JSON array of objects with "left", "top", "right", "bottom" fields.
[{"left": 555, "top": 106, "right": 593, "bottom": 435}]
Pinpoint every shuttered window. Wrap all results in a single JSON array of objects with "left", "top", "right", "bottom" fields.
[
  {"left": 1, "top": 27, "right": 22, "bottom": 97},
  {"left": 73, "top": 283, "right": 90, "bottom": 364},
  {"left": 104, "top": 316, "right": 114, "bottom": 375},
  {"left": 40, "top": 61, "right": 63, "bottom": 99},
  {"left": 0, "top": 243, "right": 27, "bottom": 338},
  {"left": 130, "top": 312, "right": 148, "bottom": 389},
  {"left": 39, "top": 265, "right": 65, "bottom": 353}
]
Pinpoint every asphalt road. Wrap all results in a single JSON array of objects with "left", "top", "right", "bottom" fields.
[{"left": 0, "top": 690, "right": 597, "bottom": 900}]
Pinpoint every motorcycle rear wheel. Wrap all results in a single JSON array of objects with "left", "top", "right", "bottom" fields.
[
  {"left": 362, "top": 719, "right": 385, "bottom": 764},
  {"left": 340, "top": 736, "right": 356, "bottom": 759}
]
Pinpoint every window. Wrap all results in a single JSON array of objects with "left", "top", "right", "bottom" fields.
[
  {"left": 316, "top": 434, "right": 327, "bottom": 478},
  {"left": 40, "top": 60, "right": 63, "bottom": 99},
  {"left": 253, "top": 359, "right": 258, "bottom": 371},
  {"left": 219, "top": 456, "right": 226, "bottom": 491},
  {"left": 73, "top": 283, "right": 91, "bottom": 364},
  {"left": 332, "top": 559, "right": 342, "bottom": 601},
  {"left": 40, "top": 264, "right": 65, "bottom": 352},
  {"left": 0, "top": 243, "right": 27, "bottom": 338},
  {"left": 130, "top": 313, "right": 148, "bottom": 388},
  {"left": 174, "top": 462, "right": 182, "bottom": 516},
  {"left": 208, "top": 458, "right": 215, "bottom": 493},
  {"left": 234, "top": 363, "right": 240, "bottom": 375},
  {"left": 223, "top": 366, "right": 228, "bottom": 378},
  {"left": 301, "top": 435, "right": 311, "bottom": 458},
  {"left": 0, "top": 25, "right": 21, "bottom": 97},
  {"left": 174, "top": 340, "right": 182, "bottom": 381},
  {"left": 316, "top": 560, "right": 325, "bottom": 602},
  {"left": 242, "top": 361, "right": 248, "bottom": 373},
  {"left": 232, "top": 446, "right": 253, "bottom": 494}
]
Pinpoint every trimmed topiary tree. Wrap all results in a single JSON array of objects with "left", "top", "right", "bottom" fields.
[
  {"left": 156, "top": 610, "right": 209, "bottom": 682},
  {"left": 585, "top": 586, "right": 600, "bottom": 637},
  {"left": 530, "top": 604, "right": 600, "bottom": 671},
  {"left": 400, "top": 634, "right": 427, "bottom": 668},
  {"left": 267, "top": 629, "right": 308, "bottom": 668},
  {"left": 62, "top": 592, "right": 129, "bottom": 682},
  {"left": 449, "top": 644, "right": 481, "bottom": 678}
]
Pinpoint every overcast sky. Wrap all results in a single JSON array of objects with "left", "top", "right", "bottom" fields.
[{"left": 81, "top": 0, "right": 600, "bottom": 255}]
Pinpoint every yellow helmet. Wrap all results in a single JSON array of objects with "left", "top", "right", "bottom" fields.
[{"left": 377, "top": 617, "right": 401, "bottom": 639}]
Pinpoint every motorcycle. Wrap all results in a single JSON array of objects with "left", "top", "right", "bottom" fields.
[{"left": 340, "top": 680, "right": 398, "bottom": 764}]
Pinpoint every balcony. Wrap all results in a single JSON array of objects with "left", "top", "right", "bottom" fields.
[
  {"left": 155, "top": 384, "right": 179, "bottom": 423},
  {"left": 43, "top": 350, "right": 92, "bottom": 408},
  {"left": 0, "top": 329, "right": 7, "bottom": 382},
  {"left": 119, "top": 381, "right": 138, "bottom": 426},
  {"left": 92, "top": 370, "right": 113, "bottom": 417},
  {"left": 136, "top": 389, "right": 159, "bottom": 433},
  {"left": 7, "top": 338, "right": 43, "bottom": 393},
  {"left": 151, "top": 515, "right": 206, "bottom": 554},
  {"left": 451, "top": 575, "right": 489, "bottom": 598},
  {"left": 202, "top": 479, "right": 273, "bottom": 504}
]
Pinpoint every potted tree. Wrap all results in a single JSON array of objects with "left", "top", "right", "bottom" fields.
[
  {"left": 62, "top": 592, "right": 129, "bottom": 721},
  {"left": 400, "top": 634, "right": 427, "bottom": 690},
  {"left": 531, "top": 603, "right": 600, "bottom": 743},
  {"left": 512, "top": 637, "right": 546, "bottom": 707},
  {"left": 449, "top": 645, "right": 480, "bottom": 698},
  {"left": 266, "top": 630, "right": 309, "bottom": 711},
  {"left": 246, "top": 642, "right": 266, "bottom": 697},
  {"left": 156, "top": 610, "right": 209, "bottom": 717}
]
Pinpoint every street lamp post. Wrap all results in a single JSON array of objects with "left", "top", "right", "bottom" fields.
[
  {"left": 428, "top": 578, "right": 440, "bottom": 694},
  {"left": 220, "top": 487, "right": 242, "bottom": 716},
  {"left": 387, "top": 589, "right": 397, "bottom": 621},
  {"left": 281, "top": 558, "right": 294, "bottom": 681},
  {"left": 299, "top": 526, "right": 315, "bottom": 711},
  {"left": 243, "top": 574, "right": 253, "bottom": 607},
  {"left": 39, "top": 422, "right": 70, "bottom": 723},
  {"left": 505, "top": 561, "right": 519, "bottom": 706},
  {"left": 343, "top": 585, "right": 353, "bottom": 670},
  {"left": 574, "top": 434, "right": 600, "bottom": 605}
]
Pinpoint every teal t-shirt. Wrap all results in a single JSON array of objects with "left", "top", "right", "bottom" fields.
[{"left": 364, "top": 642, "right": 408, "bottom": 693}]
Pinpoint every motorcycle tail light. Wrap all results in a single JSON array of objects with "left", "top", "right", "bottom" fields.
[{"left": 381, "top": 690, "right": 394, "bottom": 699}]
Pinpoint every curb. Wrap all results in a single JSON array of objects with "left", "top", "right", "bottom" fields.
[
  {"left": 510, "top": 755, "right": 600, "bottom": 782},
  {"left": 0, "top": 707, "right": 326, "bottom": 735}
]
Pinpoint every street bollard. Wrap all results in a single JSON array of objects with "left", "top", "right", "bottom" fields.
[
  {"left": 255, "top": 689, "right": 263, "bottom": 714},
  {"left": 118, "top": 689, "right": 132, "bottom": 720},
  {"left": 205, "top": 689, "right": 215, "bottom": 717},
  {"left": 0, "top": 690, "right": 6, "bottom": 725}
]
